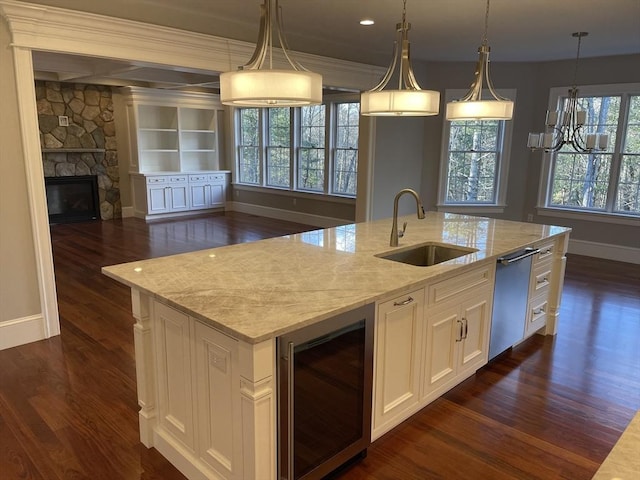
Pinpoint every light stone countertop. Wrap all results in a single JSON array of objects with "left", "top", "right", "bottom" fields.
[
  {"left": 102, "top": 212, "right": 570, "bottom": 344},
  {"left": 592, "top": 410, "right": 640, "bottom": 479}
]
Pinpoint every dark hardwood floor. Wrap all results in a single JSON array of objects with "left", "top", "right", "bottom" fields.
[{"left": 1, "top": 212, "right": 638, "bottom": 480}]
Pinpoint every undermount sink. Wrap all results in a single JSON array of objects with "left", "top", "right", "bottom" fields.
[{"left": 376, "top": 243, "right": 478, "bottom": 267}]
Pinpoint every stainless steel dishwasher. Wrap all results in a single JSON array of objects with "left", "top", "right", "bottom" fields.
[{"left": 489, "top": 247, "right": 539, "bottom": 360}]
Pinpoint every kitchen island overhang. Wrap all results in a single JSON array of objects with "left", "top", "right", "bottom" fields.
[{"left": 102, "top": 212, "right": 571, "bottom": 480}]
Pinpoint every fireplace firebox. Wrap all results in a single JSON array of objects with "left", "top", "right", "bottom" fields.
[{"left": 45, "top": 175, "right": 100, "bottom": 224}]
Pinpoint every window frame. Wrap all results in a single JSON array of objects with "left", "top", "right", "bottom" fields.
[
  {"left": 233, "top": 96, "right": 360, "bottom": 199},
  {"left": 537, "top": 82, "right": 640, "bottom": 225},
  {"left": 437, "top": 89, "right": 516, "bottom": 214}
]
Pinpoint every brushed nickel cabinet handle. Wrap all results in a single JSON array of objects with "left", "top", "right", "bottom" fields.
[{"left": 393, "top": 296, "right": 414, "bottom": 307}]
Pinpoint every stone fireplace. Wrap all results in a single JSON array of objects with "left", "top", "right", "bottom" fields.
[{"left": 36, "top": 81, "right": 121, "bottom": 220}]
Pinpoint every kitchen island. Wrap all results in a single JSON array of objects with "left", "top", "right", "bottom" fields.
[{"left": 102, "top": 212, "right": 570, "bottom": 480}]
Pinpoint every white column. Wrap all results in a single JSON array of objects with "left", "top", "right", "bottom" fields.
[
  {"left": 131, "top": 289, "right": 157, "bottom": 446},
  {"left": 238, "top": 339, "right": 277, "bottom": 480}
]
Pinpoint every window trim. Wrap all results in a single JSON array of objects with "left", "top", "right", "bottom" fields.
[
  {"left": 437, "top": 88, "right": 516, "bottom": 213},
  {"left": 536, "top": 82, "right": 640, "bottom": 224}
]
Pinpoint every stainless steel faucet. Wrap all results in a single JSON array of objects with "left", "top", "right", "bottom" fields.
[{"left": 390, "top": 188, "right": 425, "bottom": 247}]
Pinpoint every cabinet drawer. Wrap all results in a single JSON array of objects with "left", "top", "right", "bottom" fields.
[
  {"left": 530, "top": 262, "right": 552, "bottom": 298},
  {"left": 189, "top": 174, "right": 208, "bottom": 183},
  {"left": 169, "top": 176, "right": 187, "bottom": 183},
  {"left": 208, "top": 174, "right": 226, "bottom": 183},
  {"left": 525, "top": 296, "right": 548, "bottom": 336},
  {"left": 146, "top": 176, "right": 167, "bottom": 184},
  {"left": 427, "top": 265, "right": 493, "bottom": 306},
  {"left": 534, "top": 242, "right": 555, "bottom": 264}
]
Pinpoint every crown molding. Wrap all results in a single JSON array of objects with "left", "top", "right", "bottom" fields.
[{"left": 0, "top": 0, "right": 385, "bottom": 91}]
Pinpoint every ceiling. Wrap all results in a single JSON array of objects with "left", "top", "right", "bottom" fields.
[{"left": 28, "top": 0, "right": 640, "bottom": 91}]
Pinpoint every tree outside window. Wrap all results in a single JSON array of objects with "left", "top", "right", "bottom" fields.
[
  {"left": 438, "top": 89, "right": 515, "bottom": 211},
  {"left": 266, "top": 108, "right": 291, "bottom": 188},
  {"left": 237, "top": 108, "right": 260, "bottom": 184},
  {"left": 235, "top": 100, "right": 359, "bottom": 198},
  {"left": 545, "top": 90, "right": 640, "bottom": 216},
  {"left": 445, "top": 120, "right": 502, "bottom": 203},
  {"left": 299, "top": 105, "right": 325, "bottom": 192},
  {"left": 333, "top": 103, "right": 359, "bottom": 196}
]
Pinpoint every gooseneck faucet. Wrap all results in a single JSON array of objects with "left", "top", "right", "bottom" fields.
[{"left": 390, "top": 188, "right": 426, "bottom": 247}]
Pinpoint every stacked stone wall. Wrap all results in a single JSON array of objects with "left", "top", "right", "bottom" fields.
[{"left": 36, "top": 81, "right": 120, "bottom": 220}]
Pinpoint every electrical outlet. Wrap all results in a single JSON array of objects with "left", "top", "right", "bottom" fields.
[
  {"left": 527, "top": 213, "right": 534, "bottom": 222},
  {"left": 293, "top": 198, "right": 297, "bottom": 206},
  {"left": 58, "top": 115, "right": 69, "bottom": 127}
]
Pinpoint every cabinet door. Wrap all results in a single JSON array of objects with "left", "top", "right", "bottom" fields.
[
  {"left": 154, "top": 302, "right": 196, "bottom": 451},
  {"left": 373, "top": 289, "right": 424, "bottom": 438},
  {"left": 169, "top": 185, "right": 189, "bottom": 211},
  {"left": 209, "top": 183, "right": 225, "bottom": 206},
  {"left": 148, "top": 185, "right": 170, "bottom": 213},
  {"left": 194, "top": 321, "right": 242, "bottom": 479},
  {"left": 422, "top": 305, "right": 459, "bottom": 398},
  {"left": 189, "top": 183, "right": 209, "bottom": 209},
  {"left": 458, "top": 294, "right": 491, "bottom": 378}
]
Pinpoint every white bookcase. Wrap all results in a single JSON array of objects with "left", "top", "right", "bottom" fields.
[{"left": 120, "top": 87, "right": 229, "bottom": 219}]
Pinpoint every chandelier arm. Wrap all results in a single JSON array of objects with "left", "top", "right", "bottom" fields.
[
  {"left": 275, "top": 0, "right": 306, "bottom": 71},
  {"left": 401, "top": 36, "right": 421, "bottom": 90},
  {"left": 370, "top": 36, "right": 400, "bottom": 92},
  {"left": 243, "top": 1, "right": 271, "bottom": 70},
  {"left": 483, "top": 52, "right": 510, "bottom": 101},
  {"left": 457, "top": 51, "right": 485, "bottom": 102}
]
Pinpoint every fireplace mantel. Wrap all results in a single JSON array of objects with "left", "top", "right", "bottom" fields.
[{"left": 42, "top": 148, "right": 106, "bottom": 153}]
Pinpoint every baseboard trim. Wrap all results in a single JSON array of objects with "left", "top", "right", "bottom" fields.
[
  {"left": 227, "top": 201, "right": 351, "bottom": 229},
  {"left": 121, "top": 206, "right": 134, "bottom": 218},
  {"left": 0, "top": 314, "right": 48, "bottom": 350},
  {"left": 568, "top": 239, "right": 640, "bottom": 264}
]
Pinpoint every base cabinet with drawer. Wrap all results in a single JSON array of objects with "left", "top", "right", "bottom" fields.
[
  {"left": 372, "top": 263, "right": 494, "bottom": 439},
  {"left": 188, "top": 173, "right": 226, "bottom": 210},
  {"left": 132, "top": 172, "right": 229, "bottom": 219},
  {"left": 524, "top": 240, "right": 557, "bottom": 337},
  {"left": 373, "top": 289, "right": 425, "bottom": 438}
]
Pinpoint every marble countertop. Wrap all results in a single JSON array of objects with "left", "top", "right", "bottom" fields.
[
  {"left": 102, "top": 212, "right": 570, "bottom": 344},
  {"left": 592, "top": 410, "right": 640, "bottom": 479}
]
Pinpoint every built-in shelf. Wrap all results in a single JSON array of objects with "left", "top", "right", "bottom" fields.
[{"left": 42, "top": 148, "right": 106, "bottom": 153}]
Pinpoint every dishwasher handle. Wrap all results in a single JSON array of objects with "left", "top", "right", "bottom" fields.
[{"left": 498, "top": 247, "right": 540, "bottom": 265}]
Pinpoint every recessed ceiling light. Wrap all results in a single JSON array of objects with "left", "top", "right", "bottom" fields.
[{"left": 360, "top": 19, "right": 375, "bottom": 26}]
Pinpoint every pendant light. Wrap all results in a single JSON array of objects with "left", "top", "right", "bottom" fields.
[
  {"left": 360, "top": 0, "right": 440, "bottom": 116},
  {"left": 220, "top": 0, "right": 322, "bottom": 107},
  {"left": 446, "top": 0, "right": 513, "bottom": 121},
  {"left": 527, "top": 32, "right": 609, "bottom": 153}
]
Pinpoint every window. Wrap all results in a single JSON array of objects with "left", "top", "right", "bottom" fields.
[
  {"left": 333, "top": 103, "right": 359, "bottom": 196},
  {"left": 298, "top": 105, "right": 325, "bottom": 192},
  {"left": 235, "top": 100, "right": 359, "bottom": 197},
  {"left": 541, "top": 84, "right": 640, "bottom": 218},
  {"left": 266, "top": 108, "right": 290, "bottom": 188},
  {"left": 438, "top": 89, "right": 515, "bottom": 210}
]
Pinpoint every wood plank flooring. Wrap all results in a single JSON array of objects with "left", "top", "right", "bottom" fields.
[{"left": 1, "top": 212, "right": 638, "bottom": 480}]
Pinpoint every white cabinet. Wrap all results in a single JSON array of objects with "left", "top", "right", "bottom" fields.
[
  {"left": 153, "top": 301, "right": 196, "bottom": 451},
  {"left": 146, "top": 175, "right": 189, "bottom": 214},
  {"left": 121, "top": 87, "right": 230, "bottom": 219},
  {"left": 422, "top": 293, "right": 491, "bottom": 400},
  {"left": 188, "top": 173, "right": 227, "bottom": 210},
  {"left": 122, "top": 87, "right": 223, "bottom": 174},
  {"left": 152, "top": 300, "right": 245, "bottom": 479},
  {"left": 371, "top": 263, "right": 494, "bottom": 440},
  {"left": 524, "top": 241, "right": 555, "bottom": 337},
  {"left": 373, "top": 288, "right": 425, "bottom": 438},
  {"left": 131, "top": 172, "right": 229, "bottom": 219}
]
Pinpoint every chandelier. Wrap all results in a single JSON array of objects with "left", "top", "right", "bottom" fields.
[
  {"left": 220, "top": 0, "right": 322, "bottom": 107},
  {"left": 446, "top": 0, "right": 513, "bottom": 121},
  {"left": 527, "top": 32, "right": 609, "bottom": 153},
  {"left": 360, "top": 0, "right": 440, "bottom": 116}
]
